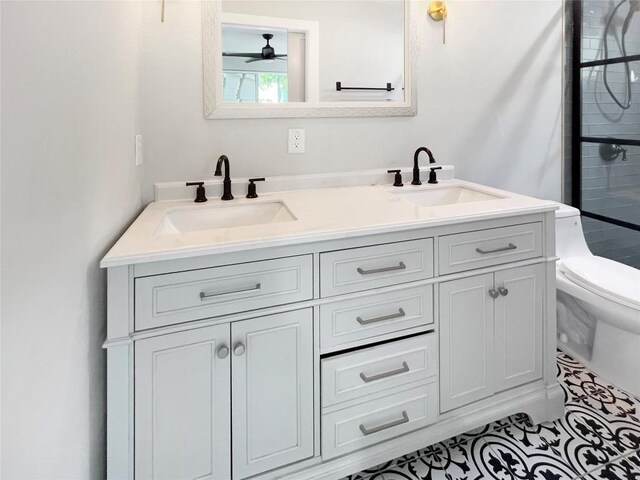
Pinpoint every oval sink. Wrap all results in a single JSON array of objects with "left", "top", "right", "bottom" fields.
[
  {"left": 155, "top": 201, "right": 297, "bottom": 236},
  {"left": 394, "top": 186, "right": 503, "bottom": 207}
]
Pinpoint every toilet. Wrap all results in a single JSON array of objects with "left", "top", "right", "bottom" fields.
[{"left": 555, "top": 203, "right": 640, "bottom": 397}]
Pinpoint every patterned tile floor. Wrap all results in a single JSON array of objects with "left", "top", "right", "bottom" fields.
[{"left": 343, "top": 350, "right": 640, "bottom": 480}]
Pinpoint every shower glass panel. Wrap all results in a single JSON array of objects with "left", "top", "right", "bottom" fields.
[
  {"left": 581, "top": 142, "right": 640, "bottom": 224},
  {"left": 583, "top": 216, "right": 640, "bottom": 267},
  {"left": 572, "top": 0, "right": 640, "bottom": 268},
  {"left": 581, "top": 62, "right": 640, "bottom": 142},
  {"left": 581, "top": 0, "right": 640, "bottom": 59}
]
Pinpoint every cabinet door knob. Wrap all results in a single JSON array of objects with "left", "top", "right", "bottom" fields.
[
  {"left": 488, "top": 289, "right": 499, "bottom": 299},
  {"left": 498, "top": 287, "right": 509, "bottom": 296},
  {"left": 233, "top": 343, "right": 246, "bottom": 356},
  {"left": 217, "top": 345, "right": 229, "bottom": 359}
]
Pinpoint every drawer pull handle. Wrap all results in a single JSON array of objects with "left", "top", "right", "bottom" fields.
[
  {"left": 360, "top": 361, "right": 410, "bottom": 383},
  {"left": 200, "top": 283, "right": 261, "bottom": 300},
  {"left": 356, "top": 308, "right": 405, "bottom": 325},
  {"left": 357, "top": 261, "right": 406, "bottom": 276},
  {"left": 488, "top": 289, "right": 499, "bottom": 299},
  {"left": 498, "top": 287, "right": 509, "bottom": 296},
  {"left": 359, "top": 410, "right": 409, "bottom": 436},
  {"left": 475, "top": 243, "right": 517, "bottom": 255}
]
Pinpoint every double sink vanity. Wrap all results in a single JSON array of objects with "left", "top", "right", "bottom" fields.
[{"left": 102, "top": 167, "right": 563, "bottom": 480}]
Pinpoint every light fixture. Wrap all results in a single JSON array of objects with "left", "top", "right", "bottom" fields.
[{"left": 427, "top": 1, "right": 447, "bottom": 44}]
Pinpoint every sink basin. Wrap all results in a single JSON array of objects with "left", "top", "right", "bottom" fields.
[
  {"left": 155, "top": 201, "right": 296, "bottom": 235},
  {"left": 395, "top": 186, "right": 503, "bottom": 207}
]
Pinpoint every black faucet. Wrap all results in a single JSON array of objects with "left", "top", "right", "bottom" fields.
[
  {"left": 412, "top": 147, "right": 437, "bottom": 185},
  {"left": 186, "top": 181, "right": 207, "bottom": 203},
  {"left": 214, "top": 155, "right": 234, "bottom": 200},
  {"left": 428, "top": 166, "right": 442, "bottom": 184},
  {"left": 387, "top": 169, "right": 404, "bottom": 187},
  {"left": 246, "top": 178, "right": 265, "bottom": 198}
]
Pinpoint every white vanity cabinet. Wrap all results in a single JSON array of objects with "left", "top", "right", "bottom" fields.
[
  {"left": 438, "top": 273, "right": 495, "bottom": 412},
  {"left": 105, "top": 206, "right": 562, "bottom": 480},
  {"left": 319, "top": 239, "right": 433, "bottom": 296},
  {"left": 320, "top": 334, "right": 439, "bottom": 459},
  {"left": 134, "top": 309, "right": 314, "bottom": 480},
  {"left": 134, "top": 255, "right": 313, "bottom": 330},
  {"left": 231, "top": 309, "right": 314, "bottom": 479},
  {"left": 493, "top": 264, "right": 545, "bottom": 392},
  {"left": 439, "top": 263, "right": 545, "bottom": 412},
  {"left": 135, "top": 324, "right": 231, "bottom": 480}
]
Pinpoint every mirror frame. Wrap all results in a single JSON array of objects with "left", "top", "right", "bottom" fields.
[{"left": 202, "top": 0, "right": 418, "bottom": 119}]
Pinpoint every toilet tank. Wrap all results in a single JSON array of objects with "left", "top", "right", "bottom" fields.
[{"left": 555, "top": 203, "right": 592, "bottom": 259}]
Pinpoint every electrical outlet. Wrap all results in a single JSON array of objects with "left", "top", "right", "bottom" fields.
[
  {"left": 288, "top": 128, "right": 305, "bottom": 154},
  {"left": 135, "top": 134, "right": 144, "bottom": 166}
]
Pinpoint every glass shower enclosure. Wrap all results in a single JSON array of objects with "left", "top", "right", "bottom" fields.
[{"left": 570, "top": 0, "right": 640, "bottom": 268}]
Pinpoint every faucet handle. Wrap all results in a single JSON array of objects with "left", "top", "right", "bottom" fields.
[
  {"left": 186, "top": 182, "right": 207, "bottom": 203},
  {"left": 387, "top": 170, "right": 404, "bottom": 187},
  {"left": 246, "top": 178, "right": 265, "bottom": 199},
  {"left": 427, "top": 167, "right": 442, "bottom": 185}
]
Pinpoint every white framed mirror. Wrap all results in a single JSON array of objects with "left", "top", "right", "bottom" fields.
[{"left": 202, "top": 0, "right": 417, "bottom": 119}]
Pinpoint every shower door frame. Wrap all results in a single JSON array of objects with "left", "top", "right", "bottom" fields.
[{"left": 571, "top": 0, "right": 640, "bottom": 232}]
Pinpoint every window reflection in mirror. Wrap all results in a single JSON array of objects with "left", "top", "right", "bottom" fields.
[
  {"left": 223, "top": 71, "right": 289, "bottom": 103},
  {"left": 220, "top": 0, "right": 405, "bottom": 104}
]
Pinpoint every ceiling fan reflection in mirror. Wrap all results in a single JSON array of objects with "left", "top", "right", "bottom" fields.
[{"left": 223, "top": 33, "right": 287, "bottom": 64}]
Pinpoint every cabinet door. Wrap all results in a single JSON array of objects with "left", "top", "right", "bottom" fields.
[
  {"left": 232, "top": 309, "right": 314, "bottom": 479},
  {"left": 494, "top": 264, "right": 544, "bottom": 392},
  {"left": 439, "top": 273, "right": 494, "bottom": 412},
  {"left": 135, "top": 325, "right": 231, "bottom": 480}
]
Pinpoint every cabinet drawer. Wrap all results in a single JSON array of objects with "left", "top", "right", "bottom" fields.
[
  {"left": 135, "top": 255, "right": 313, "bottom": 330},
  {"left": 321, "top": 382, "right": 438, "bottom": 460},
  {"left": 438, "top": 223, "right": 542, "bottom": 275},
  {"left": 321, "top": 334, "right": 437, "bottom": 408},
  {"left": 320, "top": 239, "right": 433, "bottom": 297},
  {"left": 320, "top": 286, "right": 433, "bottom": 351}
]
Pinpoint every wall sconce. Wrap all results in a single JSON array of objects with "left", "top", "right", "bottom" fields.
[{"left": 427, "top": 1, "right": 447, "bottom": 44}]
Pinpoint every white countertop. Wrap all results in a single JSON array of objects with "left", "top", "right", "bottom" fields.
[{"left": 101, "top": 179, "right": 557, "bottom": 268}]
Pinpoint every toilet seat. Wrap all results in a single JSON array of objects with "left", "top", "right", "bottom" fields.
[{"left": 559, "top": 256, "right": 640, "bottom": 310}]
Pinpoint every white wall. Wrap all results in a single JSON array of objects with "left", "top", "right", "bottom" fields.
[
  {"left": 142, "top": 0, "right": 563, "bottom": 203},
  {"left": 1, "top": 1, "right": 143, "bottom": 478}
]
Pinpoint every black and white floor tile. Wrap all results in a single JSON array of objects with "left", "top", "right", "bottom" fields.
[{"left": 343, "top": 350, "right": 640, "bottom": 480}]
